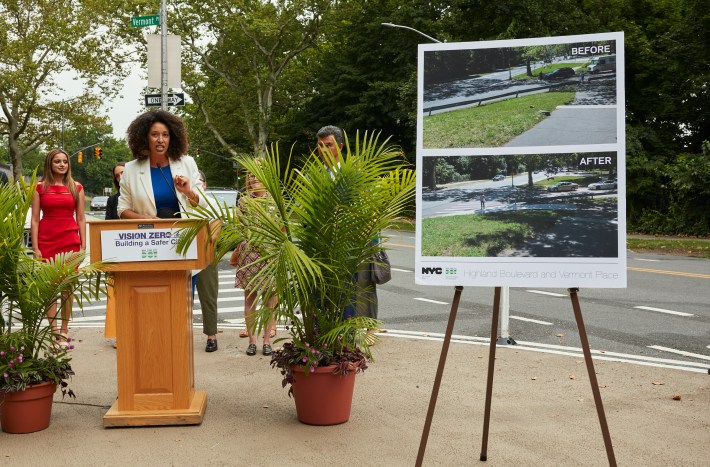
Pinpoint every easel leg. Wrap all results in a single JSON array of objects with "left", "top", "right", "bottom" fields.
[
  {"left": 415, "top": 285, "right": 464, "bottom": 467},
  {"left": 480, "top": 286, "right": 501, "bottom": 461},
  {"left": 569, "top": 288, "right": 617, "bottom": 467}
]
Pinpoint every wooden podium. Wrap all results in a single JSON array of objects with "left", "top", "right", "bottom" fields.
[{"left": 88, "top": 218, "right": 211, "bottom": 427}]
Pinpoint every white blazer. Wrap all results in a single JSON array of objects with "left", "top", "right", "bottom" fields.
[{"left": 117, "top": 155, "right": 206, "bottom": 218}]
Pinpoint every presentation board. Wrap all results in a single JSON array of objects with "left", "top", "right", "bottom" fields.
[{"left": 415, "top": 32, "right": 626, "bottom": 288}]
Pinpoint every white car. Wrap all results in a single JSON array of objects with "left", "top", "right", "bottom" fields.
[
  {"left": 204, "top": 188, "right": 239, "bottom": 208},
  {"left": 491, "top": 174, "right": 505, "bottom": 181},
  {"left": 588, "top": 179, "right": 617, "bottom": 190},
  {"left": 90, "top": 196, "right": 109, "bottom": 211}
]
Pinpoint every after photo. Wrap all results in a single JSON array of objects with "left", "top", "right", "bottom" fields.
[{"left": 420, "top": 153, "right": 619, "bottom": 258}]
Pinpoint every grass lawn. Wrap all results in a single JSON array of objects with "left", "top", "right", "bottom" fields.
[
  {"left": 423, "top": 92, "right": 575, "bottom": 148},
  {"left": 627, "top": 237, "right": 710, "bottom": 258},
  {"left": 421, "top": 210, "right": 561, "bottom": 257}
]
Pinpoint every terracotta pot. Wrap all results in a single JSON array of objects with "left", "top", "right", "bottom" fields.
[
  {"left": 291, "top": 364, "right": 357, "bottom": 425},
  {"left": 0, "top": 381, "right": 57, "bottom": 434}
]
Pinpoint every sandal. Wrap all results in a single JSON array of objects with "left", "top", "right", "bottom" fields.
[
  {"left": 246, "top": 344, "right": 257, "bottom": 356},
  {"left": 239, "top": 330, "right": 248, "bottom": 338},
  {"left": 262, "top": 344, "right": 272, "bottom": 356}
]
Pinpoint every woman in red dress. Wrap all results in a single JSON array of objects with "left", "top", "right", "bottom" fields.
[{"left": 30, "top": 148, "right": 86, "bottom": 347}]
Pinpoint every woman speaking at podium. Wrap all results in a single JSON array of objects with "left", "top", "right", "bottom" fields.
[{"left": 118, "top": 110, "right": 204, "bottom": 219}]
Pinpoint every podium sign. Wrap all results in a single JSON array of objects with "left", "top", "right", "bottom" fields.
[
  {"left": 88, "top": 219, "right": 210, "bottom": 427},
  {"left": 100, "top": 228, "right": 197, "bottom": 262}
]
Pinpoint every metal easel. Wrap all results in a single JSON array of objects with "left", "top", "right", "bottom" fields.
[{"left": 415, "top": 286, "right": 617, "bottom": 466}]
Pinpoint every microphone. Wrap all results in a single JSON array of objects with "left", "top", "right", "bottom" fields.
[{"left": 156, "top": 162, "right": 189, "bottom": 218}]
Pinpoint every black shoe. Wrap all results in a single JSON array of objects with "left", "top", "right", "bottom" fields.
[
  {"left": 262, "top": 344, "right": 272, "bottom": 356},
  {"left": 246, "top": 343, "right": 257, "bottom": 356},
  {"left": 205, "top": 338, "right": 218, "bottom": 353}
]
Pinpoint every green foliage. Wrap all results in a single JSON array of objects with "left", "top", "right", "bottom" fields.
[
  {"left": 177, "top": 132, "right": 415, "bottom": 392},
  {"left": 0, "top": 0, "right": 141, "bottom": 181},
  {"left": 0, "top": 177, "right": 106, "bottom": 394}
]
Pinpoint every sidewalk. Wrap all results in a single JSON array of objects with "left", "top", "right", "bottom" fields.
[{"left": 2, "top": 327, "right": 708, "bottom": 466}]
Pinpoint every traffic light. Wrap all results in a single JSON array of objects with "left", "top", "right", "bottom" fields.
[
  {"left": 78, "top": 151, "right": 83, "bottom": 164},
  {"left": 94, "top": 147, "right": 100, "bottom": 160},
  {"left": 195, "top": 147, "right": 200, "bottom": 156},
  {"left": 98, "top": 147, "right": 103, "bottom": 158}
]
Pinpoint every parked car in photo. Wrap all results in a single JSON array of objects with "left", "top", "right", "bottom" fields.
[
  {"left": 588, "top": 179, "right": 617, "bottom": 190},
  {"left": 547, "top": 181, "right": 578, "bottom": 192},
  {"left": 90, "top": 195, "right": 109, "bottom": 211},
  {"left": 587, "top": 55, "right": 616, "bottom": 74},
  {"left": 204, "top": 188, "right": 238, "bottom": 208},
  {"left": 491, "top": 174, "right": 506, "bottom": 181},
  {"left": 540, "top": 67, "right": 575, "bottom": 80}
]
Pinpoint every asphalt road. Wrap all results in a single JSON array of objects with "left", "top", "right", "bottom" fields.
[
  {"left": 75, "top": 223, "right": 710, "bottom": 373},
  {"left": 381, "top": 230, "right": 710, "bottom": 371}
]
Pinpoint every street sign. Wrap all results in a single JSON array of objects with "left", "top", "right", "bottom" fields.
[
  {"left": 144, "top": 93, "right": 185, "bottom": 107},
  {"left": 130, "top": 15, "right": 160, "bottom": 28}
]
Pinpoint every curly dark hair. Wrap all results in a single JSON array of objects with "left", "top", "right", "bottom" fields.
[{"left": 126, "top": 110, "right": 189, "bottom": 161}]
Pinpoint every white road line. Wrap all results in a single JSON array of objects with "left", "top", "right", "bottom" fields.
[
  {"left": 509, "top": 315, "right": 553, "bottom": 325},
  {"left": 647, "top": 345, "right": 710, "bottom": 361},
  {"left": 634, "top": 306, "right": 693, "bottom": 317},
  {"left": 526, "top": 290, "right": 566, "bottom": 297},
  {"left": 413, "top": 297, "right": 449, "bottom": 305},
  {"left": 391, "top": 268, "right": 412, "bottom": 273},
  {"left": 634, "top": 258, "right": 661, "bottom": 262}
]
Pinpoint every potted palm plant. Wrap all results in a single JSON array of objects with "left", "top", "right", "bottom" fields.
[
  {"left": 178, "top": 132, "right": 415, "bottom": 425},
  {"left": 0, "top": 178, "right": 104, "bottom": 433}
]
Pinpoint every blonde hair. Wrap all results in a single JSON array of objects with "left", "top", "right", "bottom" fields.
[{"left": 42, "top": 149, "right": 79, "bottom": 205}]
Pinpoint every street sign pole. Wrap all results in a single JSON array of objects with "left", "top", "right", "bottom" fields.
[{"left": 161, "top": 0, "right": 168, "bottom": 111}]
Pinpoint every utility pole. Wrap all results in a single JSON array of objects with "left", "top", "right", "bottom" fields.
[{"left": 160, "top": 0, "right": 168, "bottom": 111}]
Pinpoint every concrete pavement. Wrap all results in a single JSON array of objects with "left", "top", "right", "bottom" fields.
[{"left": 1, "top": 327, "right": 708, "bottom": 466}]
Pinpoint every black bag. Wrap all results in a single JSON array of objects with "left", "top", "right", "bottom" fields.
[{"left": 370, "top": 250, "right": 392, "bottom": 285}]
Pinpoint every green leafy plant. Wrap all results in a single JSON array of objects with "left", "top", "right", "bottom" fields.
[
  {"left": 178, "top": 132, "right": 415, "bottom": 394},
  {"left": 0, "top": 178, "right": 105, "bottom": 396}
]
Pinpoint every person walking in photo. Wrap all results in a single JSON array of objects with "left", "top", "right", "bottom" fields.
[
  {"left": 480, "top": 193, "right": 486, "bottom": 210},
  {"left": 30, "top": 148, "right": 86, "bottom": 347},
  {"left": 229, "top": 163, "right": 277, "bottom": 356}
]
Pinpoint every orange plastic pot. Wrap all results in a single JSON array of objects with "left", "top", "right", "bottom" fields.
[
  {"left": 0, "top": 381, "right": 57, "bottom": 434},
  {"left": 291, "top": 365, "right": 356, "bottom": 425}
]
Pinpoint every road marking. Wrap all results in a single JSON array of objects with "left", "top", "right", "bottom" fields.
[
  {"left": 634, "top": 258, "right": 661, "bottom": 262},
  {"left": 627, "top": 267, "right": 710, "bottom": 279},
  {"left": 391, "top": 268, "right": 412, "bottom": 273},
  {"left": 413, "top": 297, "right": 449, "bottom": 305},
  {"left": 526, "top": 290, "right": 567, "bottom": 297},
  {"left": 510, "top": 315, "right": 553, "bottom": 325},
  {"left": 648, "top": 345, "right": 710, "bottom": 361},
  {"left": 634, "top": 306, "right": 693, "bottom": 317},
  {"left": 378, "top": 330, "right": 709, "bottom": 373}
]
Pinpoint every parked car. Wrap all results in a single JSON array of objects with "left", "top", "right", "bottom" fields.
[
  {"left": 587, "top": 55, "right": 616, "bottom": 74},
  {"left": 587, "top": 179, "right": 617, "bottom": 190},
  {"left": 491, "top": 174, "right": 506, "bottom": 181},
  {"left": 90, "top": 195, "right": 109, "bottom": 211},
  {"left": 204, "top": 188, "right": 238, "bottom": 207},
  {"left": 546, "top": 181, "right": 578, "bottom": 192},
  {"left": 540, "top": 67, "right": 575, "bottom": 80}
]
